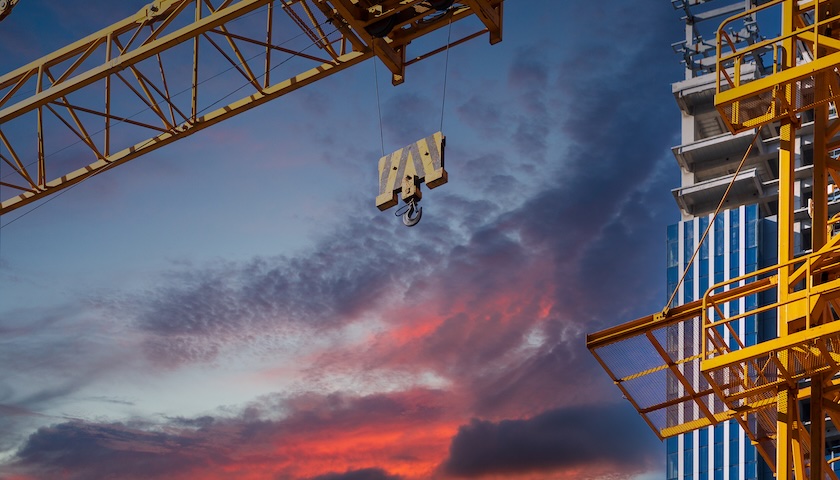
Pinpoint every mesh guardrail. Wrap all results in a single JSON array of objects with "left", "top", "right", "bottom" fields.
[{"left": 590, "top": 313, "right": 728, "bottom": 439}]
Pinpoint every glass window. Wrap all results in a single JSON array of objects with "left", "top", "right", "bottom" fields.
[
  {"left": 685, "top": 222, "right": 695, "bottom": 251},
  {"left": 730, "top": 210, "right": 740, "bottom": 279},
  {"left": 667, "top": 224, "right": 679, "bottom": 268},
  {"left": 730, "top": 209, "right": 740, "bottom": 251},
  {"left": 685, "top": 277, "right": 694, "bottom": 303},
  {"left": 667, "top": 436, "right": 679, "bottom": 480},
  {"left": 685, "top": 222, "right": 695, "bottom": 303},
  {"left": 685, "top": 433, "right": 694, "bottom": 478},
  {"left": 746, "top": 204, "right": 758, "bottom": 248},
  {"left": 714, "top": 254, "right": 724, "bottom": 290},
  {"left": 715, "top": 216, "right": 725, "bottom": 257},
  {"left": 699, "top": 428, "right": 709, "bottom": 480},
  {"left": 729, "top": 422, "right": 740, "bottom": 470}
]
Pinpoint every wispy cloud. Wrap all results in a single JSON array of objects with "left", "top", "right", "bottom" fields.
[{"left": 0, "top": 2, "right": 682, "bottom": 479}]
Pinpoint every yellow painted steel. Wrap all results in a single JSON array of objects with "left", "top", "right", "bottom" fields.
[
  {"left": 587, "top": 1, "right": 840, "bottom": 478},
  {"left": 376, "top": 132, "right": 446, "bottom": 211},
  {"left": 0, "top": 0, "right": 503, "bottom": 215}
]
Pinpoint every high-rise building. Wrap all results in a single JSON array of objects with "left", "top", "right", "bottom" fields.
[{"left": 666, "top": 1, "right": 839, "bottom": 479}]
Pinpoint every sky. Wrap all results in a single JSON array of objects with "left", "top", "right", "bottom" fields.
[{"left": 0, "top": 1, "right": 685, "bottom": 479}]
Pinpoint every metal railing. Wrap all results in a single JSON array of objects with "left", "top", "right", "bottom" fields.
[{"left": 715, "top": 0, "right": 840, "bottom": 132}]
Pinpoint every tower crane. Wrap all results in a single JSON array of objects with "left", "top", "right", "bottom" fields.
[
  {"left": 0, "top": 0, "right": 502, "bottom": 216},
  {"left": 588, "top": 1, "right": 840, "bottom": 478}
]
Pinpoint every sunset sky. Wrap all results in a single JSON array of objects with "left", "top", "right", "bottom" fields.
[{"left": 0, "top": 1, "right": 685, "bottom": 479}]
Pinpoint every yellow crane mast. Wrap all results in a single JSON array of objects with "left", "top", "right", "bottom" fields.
[
  {"left": 0, "top": 0, "right": 502, "bottom": 215},
  {"left": 588, "top": 1, "right": 840, "bottom": 478}
]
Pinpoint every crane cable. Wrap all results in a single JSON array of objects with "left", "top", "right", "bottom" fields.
[
  {"left": 372, "top": 42, "right": 385, "bottom": 157},
  {"left": 372, "top": 10, "right": 455, "bottom": 158},
  {"left": 663, "top": 124, "right": 764, "bottom": 314},
  {"left": 440, "top": 15, "right": 453, "bottom": 133}
]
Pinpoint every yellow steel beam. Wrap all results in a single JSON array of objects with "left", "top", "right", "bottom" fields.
[
  {"left": 586, "top": 299, "right": 701, "bottom": 349},
  {"left": 458, "top": 0, "right": 502, "bottom": 44},
  {"left": 701, "top": 319, "right": 840, "bottom": 372},
  {"left": 811, "top": 375, "right": 824, "bottom": 480}
]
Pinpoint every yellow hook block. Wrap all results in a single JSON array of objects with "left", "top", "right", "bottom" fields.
[{"left": 376, "top": 131, "right": 447, "bottom": 211}]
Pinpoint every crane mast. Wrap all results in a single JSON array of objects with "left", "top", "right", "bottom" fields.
[
  {"left": 588, "top": 1, "right": 840, "bottom": 479},
  {"left": 0, "top": 0, "right": 502, "bottom": 215}
]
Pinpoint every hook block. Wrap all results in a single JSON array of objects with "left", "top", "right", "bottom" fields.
[{"left": 376, "top": 132, "right": 446, "bottom": 211}]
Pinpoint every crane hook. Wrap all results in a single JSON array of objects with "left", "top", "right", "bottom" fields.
[
  {"left": 402, "top": 200, "right": 422, "bottom": 227},
  {"left": 395, "top": 198, "right": 422, "bottom": 227}
]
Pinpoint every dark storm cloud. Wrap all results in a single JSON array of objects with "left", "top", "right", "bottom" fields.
[
  {"left": 497, "top": 7, "right": 680, "bottom": 315},
  {"left": 6, "top": 421, "right": 221, "bottom": 480},
  {"left": 308, "top": 468, "right": 403, "bottom": 480},
  {"left": 440, "top": 403, "right": 661, "bottom": 478},
  {"left": 4, "top": 389, "right": 447, "bottom": 480}
]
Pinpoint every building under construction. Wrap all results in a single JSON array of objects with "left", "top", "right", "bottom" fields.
[
  {"left": 589, "top": 1, "right": 840, "bottom": 479},
  {"left": 668, "top": 1, "right": 783, "bottom": 478}
]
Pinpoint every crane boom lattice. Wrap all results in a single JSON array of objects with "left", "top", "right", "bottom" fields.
[{"left": 0, "top": 0, "right": 502, "bottom": 215}]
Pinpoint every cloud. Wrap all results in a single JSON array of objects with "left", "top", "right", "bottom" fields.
[
  {"left": 76, "top": 0, "right": 685, "bottom": 425},
  {"left": 0, "top": 3, "right": 684, "bottom": 480},
  {"left": 2, "top": 389, "right": 457, "bottom": 480},
  {"left": 116, "top": 213, "right": 425, "bottom": 367},
  {"left": 308, "top": 468, "right": 403, "bottom": 480},
  {"left": 440, "top": 404, "right": 661, "bottom": 479},
  {"left": 4, "top": 421, "right": 221, "bottom": 480},
  {"left": 0, "top": 304, "right": 138, "bottom": 412}
]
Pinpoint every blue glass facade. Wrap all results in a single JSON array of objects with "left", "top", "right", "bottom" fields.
[
  {"left": 665, "top": 204, "right": 762, "bottom": 480},
  {"left": 666, "top": 204, "right": 840, "bottom": 480}
]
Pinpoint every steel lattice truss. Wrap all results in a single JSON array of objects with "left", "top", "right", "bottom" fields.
[
  {"left": 0, "top": 0, "right": 502, "bottom": 214},
  {"left": 589, "top": 1, "right": 840, "bottom": 479}
]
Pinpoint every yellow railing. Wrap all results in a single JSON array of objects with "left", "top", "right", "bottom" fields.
[
  {"left": 714, "top": 0, "right": 840, "bottom": 133},
  {"left": 697, "top": 239, "right": 840, "bottom": 416},
  {"left": 715, "top": 0, "right": 787, "bottom": 94},
  {"left": 701, "top": 241, "right": 840, "bottom": 362}
]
